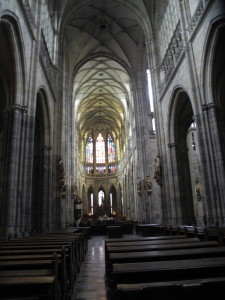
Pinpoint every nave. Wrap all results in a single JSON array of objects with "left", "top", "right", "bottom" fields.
[
  {"left": 1, "top": 224, "right": 225, "bottom": 299},
  {"left": 74, "top": 235, "right": 108, "bottom": 300}
]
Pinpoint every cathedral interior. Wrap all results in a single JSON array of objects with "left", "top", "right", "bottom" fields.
[{"left": 1, "top": 0, "right": 225, "bottom": 299}]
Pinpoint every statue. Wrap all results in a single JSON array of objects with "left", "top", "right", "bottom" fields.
[
  {"left": 58, "top": 159, "right": 66, "bottom": 198},
  {"left": 136, "top": 177, "right": 141, "bottom": 195},
  {"left": 196, "top": 187, "right": 201, "bottom": 201},
  {"left": 71, "top": 179, "right": 78, "bottom": 200},
  {"left": 145, "top": 175, "right": 152, "bottom": 194},
  {"left": 154, "top": 156, "right": 163, "bottom": 185}
]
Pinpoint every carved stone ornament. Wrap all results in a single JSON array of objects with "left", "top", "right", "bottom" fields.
[
  {"left": 154, "top": 156, "right": 163, "bottom": 185},
  {"left": 58, "top": 159, "right": 66, "bottom": 197},
  {"left": 145, "top": 176, "right": 152, "bottom": 195},
  {"left": 136, "top": 177, "right": 142, "bottom": 196},
  {"left": 71, "top": 180, "right": 78, "bottom": 200}
]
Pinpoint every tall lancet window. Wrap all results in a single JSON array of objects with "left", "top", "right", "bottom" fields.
[
  {"left": 86, "top": 135, "right": 93, "bottom": 163},
  {"left": 96, "top": 133, "right": 105, "bottom": 163},
  {"left": 107, "top": 134, "right": 116, "bottom": 163}
]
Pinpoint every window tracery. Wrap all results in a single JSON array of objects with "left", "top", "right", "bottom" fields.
[{"left": 85, "top": 132, "right": 117, "bottom": 175}]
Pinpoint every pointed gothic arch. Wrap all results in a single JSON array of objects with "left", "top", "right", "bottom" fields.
[
  {"left": 0, "top": 13, "right": 27, "bottom": 236},
  {"left": 109, "top": 185, "right": 117, "bottom": 217},
  {"left": 168, "top": 88, "right": 196, "bottom": 225},
  {"left": 118, "top": 183, "right": 123, "bottom": 219},
  {"left": 32, "top": 88, "right": 52, "bottom": 233},
  {"left": 87, "top": 186, "right": 95, "bottom": 216}
]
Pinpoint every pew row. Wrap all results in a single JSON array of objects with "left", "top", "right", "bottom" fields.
[
  {"left": 115, "top": 277, "right": 225, "bottom": 300},
  {"left": 108, "top": 257, "right": 225, "bottom": 299},
  {"left": 0, "top": 231, "right": 87, "bottom": 300},
  {"left": 0, "top": 252, "right": 60, "bottom": 300}
]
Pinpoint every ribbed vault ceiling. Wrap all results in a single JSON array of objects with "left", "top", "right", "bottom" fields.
[
  {"left": 62, "top": 0, "right": 151, "bottom": 142},
  {"left": 74, "top": 56, "right": 129, "bottom": 139}
]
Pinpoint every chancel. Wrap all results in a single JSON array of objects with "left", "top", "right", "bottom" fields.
[{"left": 1, "top": 0, "right": 225, "bottom": 299}]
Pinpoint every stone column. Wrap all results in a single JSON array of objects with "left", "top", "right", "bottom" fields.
[
  {"left": 40, "top": 145, "right": 52, "bottom": 232},
  {"left": 167, "top": 143, "right": 182, "bottom": 224},
  {"left": 1, "top": 105, "right": 25, "bottom": 237},
  {"left": 200, "top": 104, "right": 225, "bottom": 225}
]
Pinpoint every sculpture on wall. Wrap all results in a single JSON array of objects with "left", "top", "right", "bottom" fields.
[
  {"left": 154, "top": 156, "right": 163, "bottom": 185},
  {"left": 136, "top": 177, "right": 142, "bottom": 196},
  {"left": 71, "top": 179, "right": 78, "bottom": 200},
  {"left": 145, "top": 175, "right": 152, "bottom": 195},
  {"left": 195, "top": 187, "right": 201, "bottom": 201},
  {"left": 58, "top": 159, "right": 67, "bottom": 199}
]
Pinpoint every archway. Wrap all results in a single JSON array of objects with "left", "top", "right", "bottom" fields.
[
  {"left": 0, "top": 73, "right": 8, "bottom": 235},
  {"left": 213, "top": 26, "right": 225, "bottom": 148},
  {"left": 169, "top": 89, "right": 196, "bottom": 225},
  {"left": 118, "top": 183, "right": 123, "bottom": 220},
  {"left": 109, "top": 185, "right": 117, "bottom": 218},
  {"left": 0, "top": 15, "right": 25, "bottom": 236},
  {"left": 87, "top": 186, "right": 94, "bottom": 217},
  {"left": 32, "top": 89, "right": 51, "bottom": 233}
]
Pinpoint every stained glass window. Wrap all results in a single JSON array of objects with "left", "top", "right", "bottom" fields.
[
  {"left": 107, "top": 134, "right": 116, "bottom": 162},
  {"left": 86, "top": 135, "right": 93, "bottom": 163},
  {"left": 96, "top": 165, "right": 106, "bottom": 174},
  {"left": 108, "top": 165, "right": 116, "bottom": 174},
  {"left": 96, "top": 133, "right": 105, "bottom": 163},
  {"left": 98, "top": 190, "right": 104, "bottom": 206},
  {"left": 91, "top": 193, "right": 94, "bottom": 215},
  {"left": 86, "top": 166, "right": 94, "bottom": 174}
]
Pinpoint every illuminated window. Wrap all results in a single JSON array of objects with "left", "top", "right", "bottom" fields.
[
  {"left": 86, "top": 135, "right": 93, "bottom": 163},
  {"left": 108, "top": 165, "right": 116, "bottom": 174},
  {"left": 110, "top": 193, "right": 113, "bottom": 213},
  {"left": 107, "top": 134, "right": 116, "bottom": 162},
  {"left": 96, "top": 133, "right": 105, "bottom": 163},
  {"left": 91, "top": 193, "right": 94, "bottom": 215},
  {"left": 98, "top": 190, "right": 104, "bottom": 206},
  {"left": 85, "top": 132, "right": 117, "bottom": 175},
  {"left": 86, "top": 166, "right": 94, "bottom": 174},
  {"left": 96, "top": 165, "right": 106, "bottom": 174}
]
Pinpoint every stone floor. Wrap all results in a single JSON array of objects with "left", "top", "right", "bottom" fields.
[
  {"left": 74, "top": 235, "right": 108, "bottom": 300},
  {"left": 74, "top": 233, "right": 138, "bottom": 300}
]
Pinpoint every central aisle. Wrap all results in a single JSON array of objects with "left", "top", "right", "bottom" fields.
[{"left": 75, "top": 235, "right": 108, "bottom": 300}]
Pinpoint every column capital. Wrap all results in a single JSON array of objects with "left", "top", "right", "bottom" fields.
[
  {"left": 40, "top": 145, "right": 52, "bottom": 151},
  {"left": 168, "top": 143, "right": 177, "bottom": 148},
  {"left": 5, "top": 104, "right": 28, "bottom": 114},
  {"left": 208, "top": 103, "right": 218, "bottom": 111},
  {"left": 202, "top": 103, "right": 219, "bottom": 112}
]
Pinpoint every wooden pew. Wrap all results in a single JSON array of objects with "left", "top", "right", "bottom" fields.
[
  {"left": 0, "top": 242, "right": 76, "bottom": 288},
  {"left": 106, "top": 226, "right": 225, "bottom": 300},
  {"left": 106, "top": 237, "right": 200, "bottom": 247},
  {"left": 0, "top": 232, "right": 85, "bottom": 299},
  {"left": 106, "top": 246, "right": 225, "bottom": 276},
  {"left": 135, "top": 224, "right": 160, "bottom": 236},
  {"left": 0, "top": 237, "right": 80, "bottom": 275},
  {"left": 109, "top": 256, "right": 225, "bottom": 297},
  {"left": 0, "top": 253, "right": 60, "bottom": 300},
  {"left": 204, "top": 227, "right": 225, "bottom": 246},
  {"left": 106, "top": 240, "right": 216, "bottom": 254},
  {"left": 105, "top": 234, "right": 191, "bottom": 244},
  {"left": 108, "top": 226, "right": 123, "bottom": 238},
  {"left": 0, "top": 276, "right": 57, "bottom": 300},
  {"left": 115, "top": 277, "right": 225, "bottom": 300},
  {"left": 105, "top": 240, "right": 218, "bottom": 278}
]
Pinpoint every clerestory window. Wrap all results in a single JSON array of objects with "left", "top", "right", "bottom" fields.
[{"left": 85, "top": 132, "right": 117, "bottom": 175}]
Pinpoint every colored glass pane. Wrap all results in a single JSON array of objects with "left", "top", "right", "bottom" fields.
[
  {"left": 107, "top": 134, "right": 116, "bottom": 162},
  {"left": 96, "top": 133, "right": 105, "bottom": 163},
  {"left": 108, "top": 165, "right": 116, "bottom": 173},
  {"left": 96, "top": 165, "right": 106, "bottom": 174},
  {"left": 86, "top": 135, "right": 93, "bottom": 163}
]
